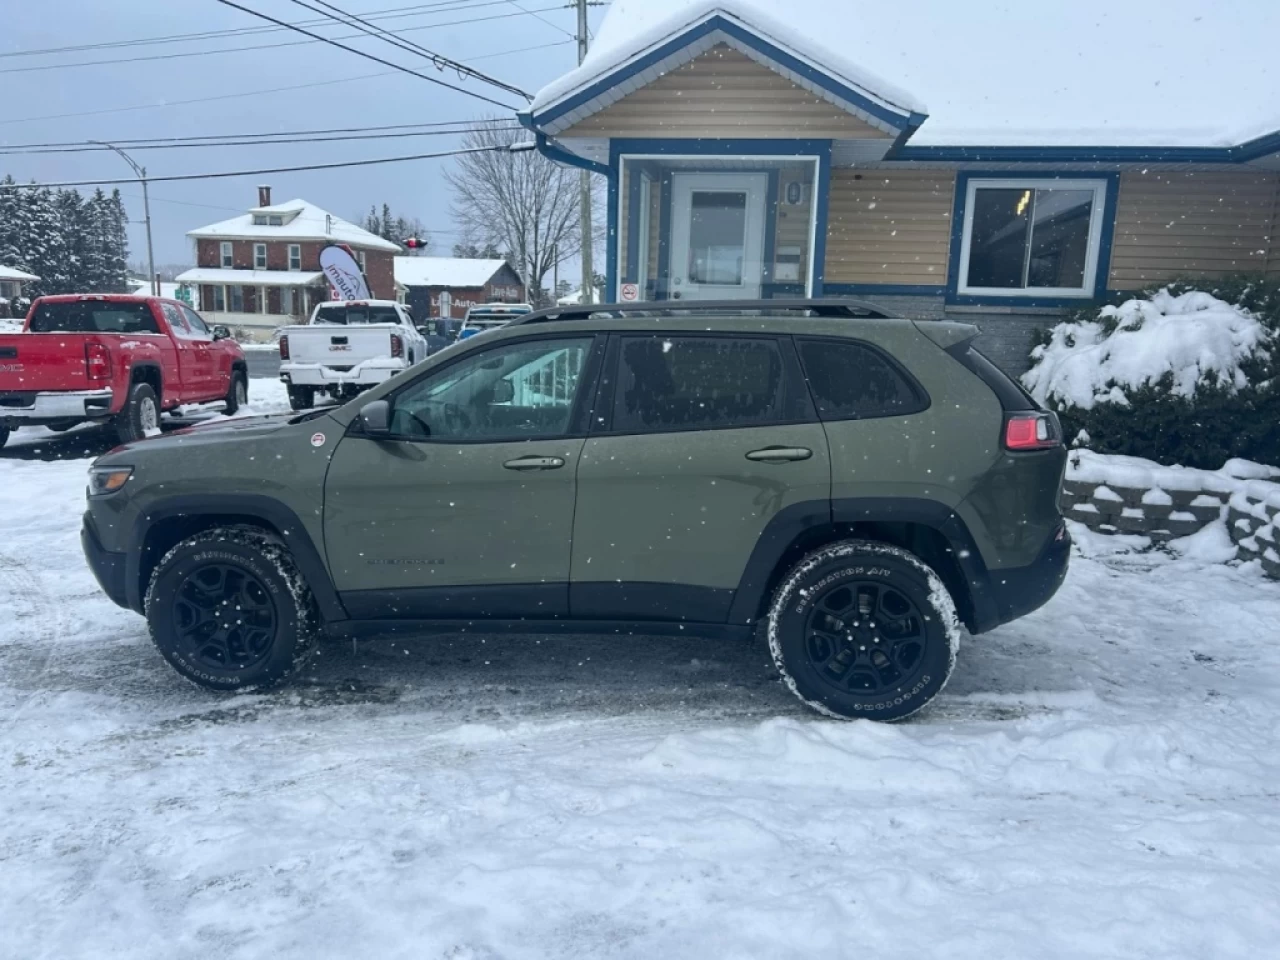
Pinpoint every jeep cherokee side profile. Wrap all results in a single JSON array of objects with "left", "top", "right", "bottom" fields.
[{"left": 81, "top": 300, "right": 1068, "bottom": 721}]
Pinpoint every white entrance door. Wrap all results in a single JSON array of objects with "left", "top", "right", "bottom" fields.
[{"left": 669, "top": 172, "right": 768, "bottom": 300}]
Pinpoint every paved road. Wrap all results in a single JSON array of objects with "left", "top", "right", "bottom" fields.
[{"left": 244, "top": 350, "right": 280, "bottom": 379}]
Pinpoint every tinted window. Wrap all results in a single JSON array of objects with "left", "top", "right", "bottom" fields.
[
  {"left": 613, "top": 335, "right": 784, "bottom": 433},
  {"left": 28, "top": 301, "right": 159, "bottom": 334},
  {"left": 313, "top": 304, "right": 400, "bottom": 325},
  {"left": 798, "top": 340, "right": 925, "bottom": 420},
  {"left": 390, "top": 337, "right": 592, "bottom": 440}
]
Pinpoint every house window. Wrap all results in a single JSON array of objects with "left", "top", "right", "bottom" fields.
[
  {"left": 254, "top": 243, "right": 267, "bottom": 270},
  {"left": 252, "top": 215, "right": 267, "bottom": 226},
  {"left": 268, "top": 215, "right": 283, "bottom": 226},
  {"left": 356, "top": 250, "right": 367, "bottom": 272},
  {"left": 280, "top": 286, "right": 295, "bottom": 316},
  {"left": 958, "top": 178, "right": 1108, "bottom": 297},
  {"left": 288, "top": 244, "right": 301, "bottom": 271},
  {"left": 220, "top": 241, "right": 234, "bottom": 268},
  {"left": 228, "top": 285, "right": 244, "bottom": 313},
  {"left": 212, "top": 285, "right": 226, "bottom": 312}
]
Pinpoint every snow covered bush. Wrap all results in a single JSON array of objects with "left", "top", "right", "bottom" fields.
[{"left": 1022, "top": 280, "right": 1280, "bottom": 469}]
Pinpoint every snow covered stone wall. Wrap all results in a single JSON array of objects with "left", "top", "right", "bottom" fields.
[{"left": 1063, "top": 451, "right": 1280, "bottom": 578}]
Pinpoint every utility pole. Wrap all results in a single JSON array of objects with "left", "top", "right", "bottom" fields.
[
  {"left": 93, "top": 141, "right": 156, "bottom": 295},
  {"left": 576, "top": 0, "right": 594, "bottom": 304}
]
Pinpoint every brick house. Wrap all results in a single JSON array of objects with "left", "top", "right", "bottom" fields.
[
  {"left": 393, "top": 256, "right": 525, "bottom": 320},
  {"left": 176, "top": 186, "right": 401, "bottom": 337}
]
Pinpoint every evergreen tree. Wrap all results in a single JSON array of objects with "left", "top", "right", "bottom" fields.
[
  {"left": 54, "top": 189, "right": 86, "bottom": 293},
  {"left": 22, "top": 187, "right": 69, "bottom": 298}
]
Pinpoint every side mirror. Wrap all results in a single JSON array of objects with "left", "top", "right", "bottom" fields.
[
  {"left": 212, "top": 324, "right": 232, "bottom": 341},
  {"left": 359, "top": 399, "right": 392, "bottom": 437},
  {"left": 492, "top": 378, "right": 515, "bottom": 404}
]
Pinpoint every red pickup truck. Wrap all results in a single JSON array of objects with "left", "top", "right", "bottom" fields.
[{"left": 0, "top": 294, "right": 247, "bottom": 450}]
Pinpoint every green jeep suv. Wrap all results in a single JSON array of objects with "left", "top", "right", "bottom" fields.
[{"left": 81, "top": 300, "right": 1068, "bottom": 721}]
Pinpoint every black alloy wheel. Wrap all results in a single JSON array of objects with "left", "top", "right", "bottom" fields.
[
  {"left": 171, "top": 561, "right": 278, "bottom": 672},
  {"left": 804, "top": 580, "right": 928, "bottom": 697}
]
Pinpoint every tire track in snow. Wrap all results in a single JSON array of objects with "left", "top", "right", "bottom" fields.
[{"left": 0, "top": 548, "right": 70, "bottom": 736}]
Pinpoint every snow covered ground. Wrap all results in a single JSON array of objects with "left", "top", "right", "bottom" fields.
[{"left": 2, "top": 381, "right": 1280, "bottom": 958}]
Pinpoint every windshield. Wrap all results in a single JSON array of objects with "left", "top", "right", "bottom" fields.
[
  {"left": 313, "top": 304, "right": 400, "bottom": 325},
  {"left": 27, "top": 301, "right": 160, "bottom": 334}
]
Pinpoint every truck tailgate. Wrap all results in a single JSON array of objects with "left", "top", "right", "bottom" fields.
[
  {"left": 285, "top": 324, "right": 399, "bottom": 365},
  {"left": 0, "top": 333, "right": 93, "bottom": 392}
]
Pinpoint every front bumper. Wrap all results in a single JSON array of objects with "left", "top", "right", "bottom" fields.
[
  {"left": 280, "top": 359, "right": 408, "bottom": 388},
  {"left": 0, "top": 389, "right": 114, "bottom": 423},
  {"left": 81, "top": 514, "right": 130, "bottom": 610}
]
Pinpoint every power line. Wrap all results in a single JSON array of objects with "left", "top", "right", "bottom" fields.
[
  {"left": 210, "top": 0, "right": 521, "bottom": 108},
  {"left": 0, "top": 145, "right": 506, "bottom": 189},
  {"left": 282, "top": 0, "right": 530, "bottom": 99},
  {"left": 0, "top": 0, "right": 499, "bottom": 59},
  {"left": 0, "top": 125, "right": 520, "bottom": 156},
  {"left": 503, "top": 0, "right": 574, "bottom": 38},
  {"left": 0, "top": 4, "right": 564, "bottom": 76},
  {"left": 0, "top": 38, "right": 568, "bottom": 126}
]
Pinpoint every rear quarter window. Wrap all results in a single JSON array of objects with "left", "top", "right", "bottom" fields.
[{"left": 796, "top": 338, "right": 928, "bottom": 420}]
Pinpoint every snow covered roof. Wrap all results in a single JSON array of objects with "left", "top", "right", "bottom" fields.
[
  {"left": 0, "top": 265, "right": 39, "bottom": 282},
  {"left": 556, "top": 287, "right": 604, "bottom": 306},
  {"left": 532, "top": 0, "right": 1280, "bottom": 150},
  {"left": 174, "top": 268, "right": 325, "bottom": 287},
  {"left": 188, "top": 199, "right": 401, "bottom": 252},
  {"left": 394, "top": 257, "right": 512, "bottom": 288}
]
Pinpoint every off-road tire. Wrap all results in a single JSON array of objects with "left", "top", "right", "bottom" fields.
[
  {"left": 145, "top": 526, "right": 319, "bottom": 691},
  {"left": 115, "top": 381, "right": 159, "bottom": 444},
  {"left": 223, "top": 371, "right": 248, "bottom": 415},
  {"left": 767, "top": 539, "right": 960, "bottom": 722},
  {"left": 287, "top": 385, "right": 314, "bottom": 411}
]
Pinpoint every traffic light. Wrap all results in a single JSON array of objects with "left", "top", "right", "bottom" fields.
[{"left": 404, "top": 238, "right": 425, "bottom": 250}]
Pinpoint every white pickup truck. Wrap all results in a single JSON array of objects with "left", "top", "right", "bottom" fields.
[{"left": 278, "top": 300, "right": 427, "bottom": 410}]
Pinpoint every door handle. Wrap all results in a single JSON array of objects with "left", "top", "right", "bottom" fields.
[
  {"left": 503, "top": 455, "right": 565, "bottom": 470},
  {"left": 745, "top": 446, "right": 813, "bottom": 463}
]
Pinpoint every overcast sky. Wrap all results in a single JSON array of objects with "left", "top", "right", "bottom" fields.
[{"left": 2, "top": 0, "right": 607, "bottom": 270}]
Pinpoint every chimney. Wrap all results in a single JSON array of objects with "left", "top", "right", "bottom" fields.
[{"left": 257, "top": 184, "right": 272, "bottom": 207}]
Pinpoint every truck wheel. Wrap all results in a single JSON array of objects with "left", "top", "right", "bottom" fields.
[
  {"left": 287, "top": 385, "right": 314, "bottom": 411},
  {"left": 145, "top": 527, "right": 318, "bottom": 691},
  {"left": 224, "top": 372, "right": 248, "bottom": 415},
  {"left": 0, "top": 425, "right": 8, "bottom": 450},
  {"left": 115, "top": 382, "right": 160, "bottom": 444},
  {"left": 767, "top": 540, "right": 961, "bottom": 722}
]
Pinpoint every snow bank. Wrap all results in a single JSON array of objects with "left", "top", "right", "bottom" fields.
[
  {"left": 0, "top": 318, "right": 23, "bottom": 332},
  {"left": 1069, "top": 450, "right": 1280, "bottom": 505},
  {"left": 1022, "top": 290, "right": 1270, "bottom": 410}
]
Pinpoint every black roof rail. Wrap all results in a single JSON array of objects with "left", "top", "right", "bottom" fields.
[{"left": 507, "top": 298, "right": 895, "bottom": 326}]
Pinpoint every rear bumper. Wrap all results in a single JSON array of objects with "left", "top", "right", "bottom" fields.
[
  {"left": 970, "top": 522, "right": 1070, "bottom": 633},
  {"left": 0, "top": 389, "right": 114, "bottom": 423},
  {"left": 81, "top": 515, "right": 131, "bottom": 610},
  {"left": 280, "top": 359, "right": 409, "bottom": 388}
]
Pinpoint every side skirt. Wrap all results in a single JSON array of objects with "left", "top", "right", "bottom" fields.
[{"left": 326, "top": 618, "right": 754, "bottom": 642}]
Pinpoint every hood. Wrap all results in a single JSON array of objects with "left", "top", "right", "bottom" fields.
[{"left": 96, "top": 411, "right": 330, "bottom": 462}]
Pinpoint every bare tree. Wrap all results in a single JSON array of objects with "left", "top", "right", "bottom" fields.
[{"left": 445, "top": 121, "right": 592, "bottom": 305}]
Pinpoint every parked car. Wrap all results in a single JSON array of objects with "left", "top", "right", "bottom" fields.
[
  {"left": 278, "top": 300, "right": 426, "bottom": 411},
  {"left": 457, "top": 302, "right": 533, "bottom": 340},
  {"left": 0, "top": 294, "right": 246, "bottom": 449},
  {"left": 80, "top": 299, "right": 1068, "bottom": 721}
]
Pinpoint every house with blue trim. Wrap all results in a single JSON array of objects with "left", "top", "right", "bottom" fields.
[{"left": 521, "top": 0, "right": 1280, "bottom": 369}]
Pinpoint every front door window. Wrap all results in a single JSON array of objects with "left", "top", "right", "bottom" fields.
[{"left": 688, "top": 192, "right": 748, "bottom": 285}]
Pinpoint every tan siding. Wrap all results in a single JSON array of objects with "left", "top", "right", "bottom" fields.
[
  {"left": 825, "top": 169, "right": 955, "bottom": 285},
  {"left": 648, "top": 178, "right": 662, "bottom": 283},
  {"left": 1109, "top": 170, "right": 1280, "bottom": 289},
  {"left": 560, "top": 45, "right": 891, "bottom": 140}
]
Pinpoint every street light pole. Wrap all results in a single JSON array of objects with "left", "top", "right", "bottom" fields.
[{"left": 91, "top": 141, "right": 156, "bottom": 295}]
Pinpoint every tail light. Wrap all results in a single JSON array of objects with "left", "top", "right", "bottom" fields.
[
  {"left": 85, "top": 342, "right": 110, "bottom": 381},
  {"left": 279, "top": 335, "right": 290, "bottom": 360},
  {"left": 390, "top": 333, "right": 404, "bottom": 359},
  {"left": 1004, "top": 412, "right": 1061, "bottom": 451}
]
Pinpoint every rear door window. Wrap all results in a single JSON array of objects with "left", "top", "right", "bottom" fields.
[
  {"left": 796, "top": 338, "right": 928, "bottom": 420},
  {"left": 28, "top": 301, "right": 160, "bottom": 334},
  {"left": 610, "top": 335, "right": 788, "bottom": 433},
  {"left": 312, "top": 304, "right": 400, "bottom": 325}
]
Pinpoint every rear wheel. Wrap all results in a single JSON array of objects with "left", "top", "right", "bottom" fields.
[
  {"left": 223, "top": 371, "right": 248, "bottom": 415},
  {"left": 0, "top": 425, "right": 8, "bottom": 449},
  {"left": 767, "top": 540, "right": 960, "bottom": 722},
  {"left": 115, "top": 382, "right": 159, "bottom": 444},
  {"left": 287, "top": 385, "right": 314, "bottom": 411},
  {"left": 145, "top": 527, "right": 318, "bottom": 691}
]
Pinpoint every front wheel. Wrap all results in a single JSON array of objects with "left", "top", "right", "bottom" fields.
[
  {"left": 767, "top": 540, "right": 960, "bottom": 722},
  {"left": 287, "top": 385, "right": 314, "bottom": 411},
  {"left": 115, "top": 382, "right": 159, "bottom": 444},
  {"left": 145, "top": 527, "right": 318, "bottom": 691},
  {"left": 223, "top": 372, "right": 248, "bottom": 415}
]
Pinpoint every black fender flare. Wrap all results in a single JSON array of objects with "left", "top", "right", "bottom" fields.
[
  {"left": 727, "top": 497, "right": 998, "bottom": 631},
  {"left": 126, "top": 493, "right": 346, "bottom": 622}
]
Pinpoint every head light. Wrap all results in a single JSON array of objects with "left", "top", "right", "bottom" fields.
[{"left": 88, "top": 466, "right": 133, "bottom": 496}]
